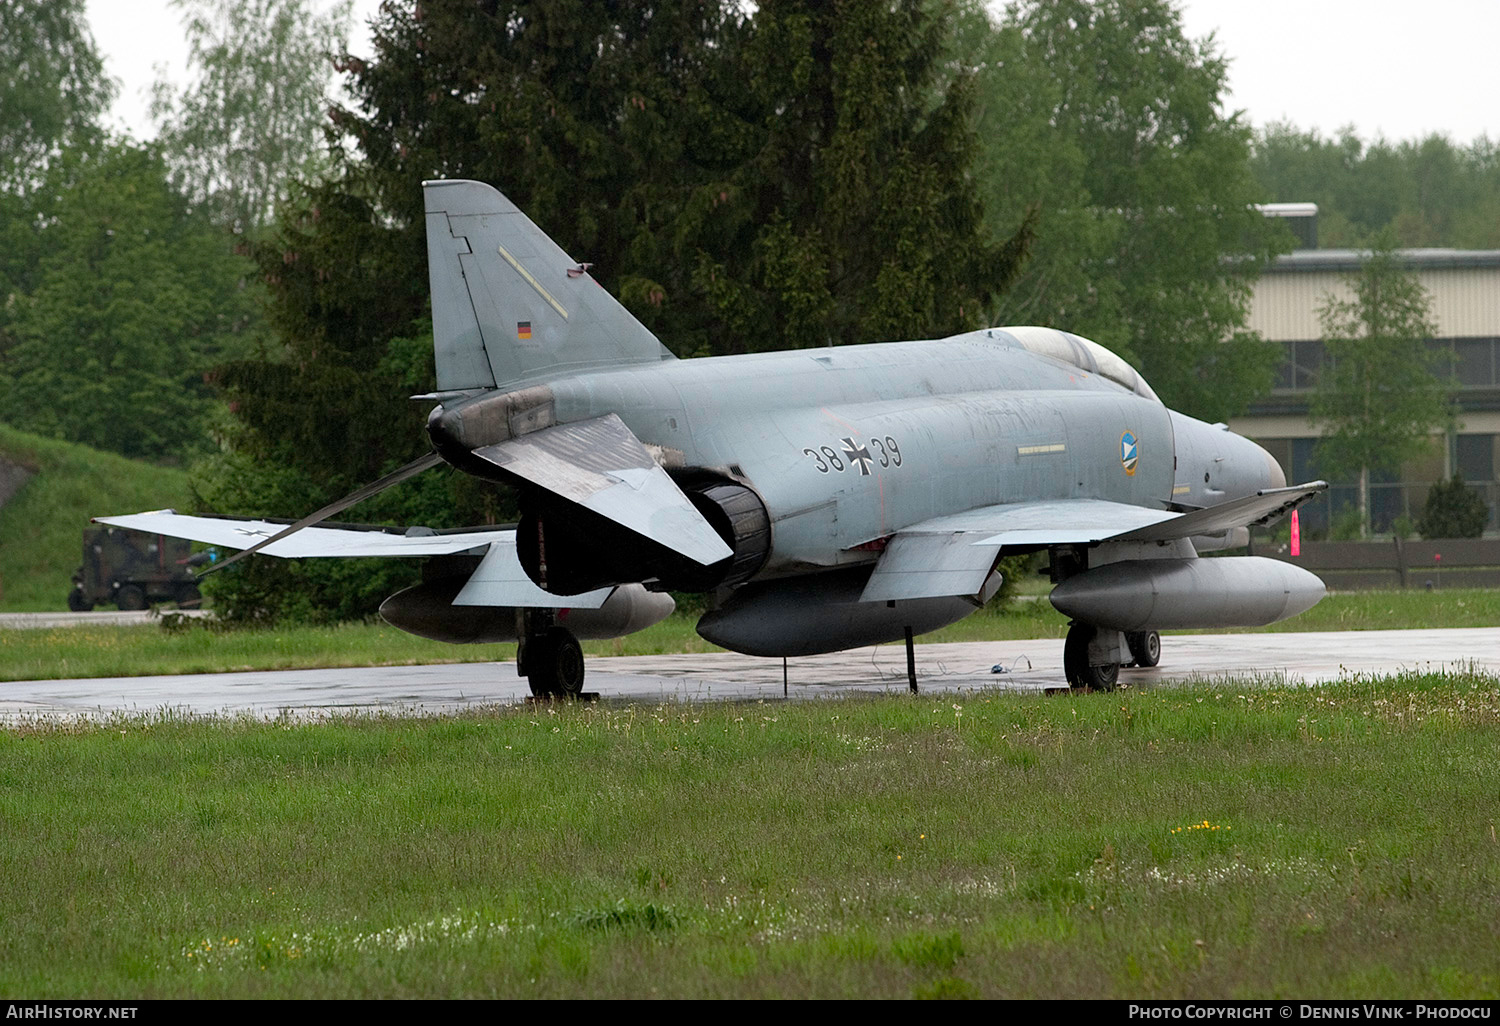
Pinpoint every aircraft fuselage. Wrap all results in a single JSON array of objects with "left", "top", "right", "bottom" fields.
[{"left": 509, "top": 329, "right": 1279, "bottom": 577}]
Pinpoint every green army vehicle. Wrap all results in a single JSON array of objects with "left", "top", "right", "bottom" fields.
[{"left": 68, "top": 525, "right": 204, "bottom": 611}]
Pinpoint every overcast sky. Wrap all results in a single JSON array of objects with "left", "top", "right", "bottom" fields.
[{"left": 87, "top": 0, "right": 1500, "bottom": 147}]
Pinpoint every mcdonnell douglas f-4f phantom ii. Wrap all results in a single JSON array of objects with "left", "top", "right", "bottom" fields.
[{"left": 100, "top": 179, "right": 1327, "bottom": 695}]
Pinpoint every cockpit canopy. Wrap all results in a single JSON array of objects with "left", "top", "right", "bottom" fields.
[{"left": 996, "top": 326, "right": 1160, "bottom": 403}]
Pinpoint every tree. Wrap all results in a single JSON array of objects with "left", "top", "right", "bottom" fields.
[
  {"left": 0, "top": 142, "right": 261, "bottom": 461},
  {"left": 1252, "top": 124, "right": 1500, "bottom": 249},
  {"left": 202, "top": 0, "right": 1031, "bottom": 621},
  {"left": 672, "top": 0, "right": 1031, "bottom": 354},
  {"left": 1309, "top": 237, "right": 1448, "bottom": 537},
  {"left": 198, "top": 0, "right": 747, "bottom": 619},
  {"left": 1417, "top": 474, "right": 1489, "bottom": 539},
  {"left": 0, "top": 0, "right": 114, "bottom": 193},
  {"left": 151, "top": 0, "right": 353, "bottom": 235},
  {"left": 302, "top": 0, "right": 1027, "bottom": 357},
  {"left": 971, "top": 0, "right": 1290, "bottom": 422}
]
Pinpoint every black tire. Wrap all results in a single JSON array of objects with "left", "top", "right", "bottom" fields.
[
  {"left": 524, "top": 633, "right": 555, "bottom": 697},
  {"left": 525, "top": 627, "right": 586, "bottom": 698},
  {"left": 1091, "top": 659, "right": 1120, "bottom": 691},
  {"left": 1063, "top": 622, "right": 1120, "bottom": 691},
  {"left": 115, "top": 585, "right": 147, "bottom": 611},
  {"left": 1126, "top": 630, "right": 1161, "bottom": 668},
  {"left": 547, "top": 626, "right": 585, "bottom": 696},
  {"left": 175, "top": 584, "right": 203, "bottom": 609},
  {"left": 67, "top": 589, "right": 93, "bottom": 612}
]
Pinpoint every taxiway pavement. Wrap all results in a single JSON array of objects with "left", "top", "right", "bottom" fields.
[{"left": 3, "top": 627, "right": 1497, "bottom": 722}]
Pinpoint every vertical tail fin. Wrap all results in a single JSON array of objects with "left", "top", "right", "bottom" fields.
[{"left": 423, "top": 179, "right": 673, "bottom": 392}]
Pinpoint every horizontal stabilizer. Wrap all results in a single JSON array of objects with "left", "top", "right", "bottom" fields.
[
  {"left": 93, "top": 510, "right": 507, "bottom": 558},
  {"left": 453, "top": 536, "right": 612, "bottom": 609},
  {"left": 472, "top": 413, "right": 733, "bottom": 567}
]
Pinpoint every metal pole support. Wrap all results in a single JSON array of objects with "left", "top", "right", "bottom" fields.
[{"left": 905, "top": 626, "right": 918, "bottom": 694}]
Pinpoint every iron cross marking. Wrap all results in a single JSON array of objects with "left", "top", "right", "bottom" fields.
[{"left": 841, "top": 437, "right": 874, "bottom": 476}]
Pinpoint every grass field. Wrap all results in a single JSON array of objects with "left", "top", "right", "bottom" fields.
[
  {"left": 2, "top": 671, "right": 1497, "bottom": 998},
  {"left": 3, "top": 586, "right": 1498, "bottom": 682},
  {"left": 0, "top": 426, "right": 194, "bottom": 612}
]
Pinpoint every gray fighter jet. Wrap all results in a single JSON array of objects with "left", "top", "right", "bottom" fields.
[{"left": 100, "top": 179, "right": 1325, "bottom": 695}]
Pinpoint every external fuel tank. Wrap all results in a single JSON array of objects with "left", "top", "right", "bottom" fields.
[{"left": 1049, "top": 557, "right": 1324, "bottom": 631}]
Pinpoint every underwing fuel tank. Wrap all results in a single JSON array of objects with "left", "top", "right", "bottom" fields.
[
  {"left": 1048, "top": 557, "right": 1324, "bottom": 631},
  {"left": 380, "top": 579, "right": 674, "bottom": 644},
  {"left": 696, "top": 566, "right": 1001, "bottom": 657}
]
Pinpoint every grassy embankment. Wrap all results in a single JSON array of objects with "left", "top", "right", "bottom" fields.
[
  {"left": 1, "top": 671, "right": 1497, "bottom": 997},
  {"left": 0, "top": 425, "right": 194, "bottom": 612},
  {"left": 4, "top": 586, "right": 1499, "bottom": 682}
]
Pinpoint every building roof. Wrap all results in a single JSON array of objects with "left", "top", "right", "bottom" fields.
[{"left": 1268, "top": 249, "right": 1500, "bottom": 273}]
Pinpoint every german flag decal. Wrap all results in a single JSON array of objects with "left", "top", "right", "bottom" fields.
[{"left": 517, "top": 321, "right": 532, "bottom": 340}]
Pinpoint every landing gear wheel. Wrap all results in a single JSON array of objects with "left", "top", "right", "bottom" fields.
[
  {"left": 1126, "top": 630, "right": 1161, "bottom": 668},
  {"left": 67, "top": 589, "right": 93, "bottom": 612},
  {"left": 526, "top": 626, "right": 585, "bottom": 698},
  {"left": 115, "top": 585, "right": 147, "bottom": 611},
  {"left": 1063, "top": 622, "right": 1120, "bottom": 692}
]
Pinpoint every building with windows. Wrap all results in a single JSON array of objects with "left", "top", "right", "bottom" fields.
[{"left": 1230, "top": 246, "right": 1500, "bottom": 535}]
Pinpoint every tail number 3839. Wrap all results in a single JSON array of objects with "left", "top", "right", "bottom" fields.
[{"left": 803, "top": 436, "right": 902, "bottom": 476}]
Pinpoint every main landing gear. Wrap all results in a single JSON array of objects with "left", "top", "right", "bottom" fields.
[
  {"left": 518, "top": 610, "right": 586, "bottom": 698},
  {"left": 1063, "top": 622, "right": 1118, "bottom": 691},
  {"left": 1125, "top": 630, "right": 1161, "bottom": 668},
  {"left": 1063, "top": 624, "right": 1162, "bottom": 691}
]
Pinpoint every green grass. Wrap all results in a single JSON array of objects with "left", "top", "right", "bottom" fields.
[
  {"left": 1239, "top": 586, "right": 1500, "bottom": 632},
  {"left": 0, "top": 617, "right": 717, "bottom": 683},
  {"left": 0, "top": 425, "right": 194, "bottom": 612},
  {"left": 5, "top": 586, "right": 1499, "bottom": 682},
  {"left": 2, "top": 672, "right": 1498, "bottom": 997}
]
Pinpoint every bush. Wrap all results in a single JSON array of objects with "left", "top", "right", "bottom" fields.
[
  {"left": 1417, "top": 474, "right": 1490, "bottom": 539},
  {"left": 1329, "top": 507, "right": 1365, "bottom": 541}
]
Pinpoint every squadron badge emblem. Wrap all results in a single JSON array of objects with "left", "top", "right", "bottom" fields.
[{"left": 1121, "top": 431, "right": 1138, "bottom": 476}]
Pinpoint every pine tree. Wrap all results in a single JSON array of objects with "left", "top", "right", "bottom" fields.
[{"left": 205, "top": 0, "right": 1031, "bottom": 620}]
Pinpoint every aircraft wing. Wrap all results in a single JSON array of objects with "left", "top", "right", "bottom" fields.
[
  {"left": 92, "top": 510, "right": 612, "bottom": 608},
  {"left": 93, "top": 510, "right": 507, "bottom": 557},
  {"left": 860, "top": 483, "right": 1325, "bottom": 603},
  {"left": 1107, "top": 481, "right": 1328, "bottom": 542},
  {"left": 858, "top": 499, "right": 1174, "bottom": 603}
]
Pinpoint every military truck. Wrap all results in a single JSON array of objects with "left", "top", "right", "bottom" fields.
[{"left": 68, "top": 525, "right": 205, "bottom": 611}]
